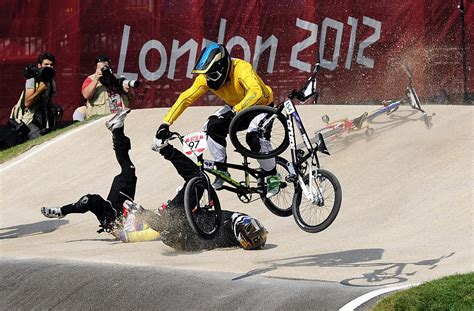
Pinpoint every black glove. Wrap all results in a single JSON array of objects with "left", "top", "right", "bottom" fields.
[
  {"left": 219, "top": 110, "right": 235, "bottom": 120},
  {"left": 156, "top": 123, "right": 170, "bottom": 140}
]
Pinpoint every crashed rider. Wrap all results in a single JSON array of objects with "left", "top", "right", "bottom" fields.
[{"left": 41, "top": 109, "right": 267, "bottom": 251}]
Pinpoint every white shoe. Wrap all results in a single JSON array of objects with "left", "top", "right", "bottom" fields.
[
  {"left": 106, "top": 108, "right": 130, "bottom": 131},
  {"left": 41, "top": 206, "right": 64, "bottom": 219},
  {"left": 151, "top": 137, "right": 169, "bottom": 152}
]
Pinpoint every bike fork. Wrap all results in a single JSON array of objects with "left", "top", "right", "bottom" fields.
[{"left": 297, "top": 160, "right": 323, "bottom": 204}]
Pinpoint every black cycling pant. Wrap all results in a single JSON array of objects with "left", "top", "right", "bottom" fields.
[
  {"left": 60, "top": 127, "right": 136, "bottom": 223},
  {"left": 206, "top": 115, "right": 232, "bottom": 147},
  {"left": 158, "top": 144, "right": 201, "bottom": 209},
  {"left": 106, "top": 127, "right": 137, "bottom": 212},
  {"left": 61, "top": 194, "right": 116, "bottom": 226}
]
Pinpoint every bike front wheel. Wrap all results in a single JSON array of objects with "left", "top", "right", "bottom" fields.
[
  {"left": 229, "top": 105, "right": 289, "bottom": 159},
  {"left": 260, "top": 156, "right": 295, "bottom": 217},
  {"left": 184, "top": 176, "right": 222, "bottom": 239},
  {"left": 292, "top": 169, "right": 342, "bottom": 233}
]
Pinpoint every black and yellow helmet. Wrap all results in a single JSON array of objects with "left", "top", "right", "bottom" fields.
[{"left": 193, "top": 42, "right": 231, "bottom": 90}]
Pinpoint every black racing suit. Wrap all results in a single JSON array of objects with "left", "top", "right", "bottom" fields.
[
  {"left": 59, "top": 126, "right": 137, "bottom": 232},
  {"left": 143, "top": 144, "right": 240, "bottom": 251}
]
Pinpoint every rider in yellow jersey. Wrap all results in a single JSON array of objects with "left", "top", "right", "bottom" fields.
[
  {"left": 153, "top": 42, "right": 280, "bottom": 197},
  {"left": 162, "top": 58, "right": 273, "bottom": 122}
]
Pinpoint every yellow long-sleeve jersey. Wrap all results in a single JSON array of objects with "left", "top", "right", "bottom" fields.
[{"left": 163, "top": 59, "right": 273, "bottom": 125}]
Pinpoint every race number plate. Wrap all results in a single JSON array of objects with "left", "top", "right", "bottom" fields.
[
  {"left": 182, "top": 132, "right": 207, "bottom": 157},
  {"left": 284, "top": 99, "right": 296, "bottom": 114}
]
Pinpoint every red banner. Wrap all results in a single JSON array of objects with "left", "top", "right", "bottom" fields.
[{"left": 0, "top": 0, "right": 472, "bottom": 124}]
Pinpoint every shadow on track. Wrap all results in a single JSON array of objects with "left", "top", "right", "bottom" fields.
[
  {"left": 340, "top": 252, "right": 455, "bottom": 287},
  {"left": 233, "top": 248, "right": 384, "bottom": 280},
  {"left": 233, "top": 248, "right": 455, "bottom": 287},
  {"left": 0, "top": 220, "right": 69, "bottom": 239}
]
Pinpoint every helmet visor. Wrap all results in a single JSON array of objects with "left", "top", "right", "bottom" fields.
[
  {"left": 240, "top": 219, "right": 266, "bottom": 248},
  {"left": 193, "top": 42, "right": 223, "bottom": 74}
]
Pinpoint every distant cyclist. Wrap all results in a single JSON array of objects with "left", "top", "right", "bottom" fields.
[{"left": 153, "top": 42, "right": 280, "bottom": 198}]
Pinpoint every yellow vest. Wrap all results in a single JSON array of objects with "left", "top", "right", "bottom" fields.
[
  {"left": 86, "top": 80, "right": 129, "bottom": 118},
  {"left": 10, "top": 80, "right": 55, "bottom": 126}
]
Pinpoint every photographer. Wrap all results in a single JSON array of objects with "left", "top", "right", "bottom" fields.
[
  {"left": 81, "top": 55, "right": 137, "bottom": 118},
  {"left": 9, "top": 52, "right": 58, "bottom": 140}
]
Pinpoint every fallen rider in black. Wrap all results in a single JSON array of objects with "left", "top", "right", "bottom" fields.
[{"left": 41, "top": 109, "right": 267, "bottom": 251}]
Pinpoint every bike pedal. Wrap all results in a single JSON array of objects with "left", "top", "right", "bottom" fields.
[
  {"left": 285, "top": 174, "right": 297, "bottom": 183},
  {"left": 238, "top": 194, "right": 251, "bottom": 203}
]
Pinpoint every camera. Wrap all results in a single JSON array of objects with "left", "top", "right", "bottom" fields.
[
  {"left": 99, "top": 66, "right": 139, "bottom": 91},
  {"left": 101, "top": 65, "right": 114, "bottom": 78},
  {"left": 23, "top": 64, "right": 55, "bottom": 82}
]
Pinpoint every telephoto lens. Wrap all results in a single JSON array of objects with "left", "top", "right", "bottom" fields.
[
  {"left": 122, "top": 79, "right": 140, "bottom": 88},
  {"left": 23, "top": 65, "right": 55, "bottom": 82},
  {"left": 39, "top": 67, "right": 55, "bottom": 82}
]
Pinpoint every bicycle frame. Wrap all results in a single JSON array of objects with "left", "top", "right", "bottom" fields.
[
  {"left": 265, "top": 62, "right": 330, "bottom": 203},
  {"left": 280, "top": 98, "right": 329, "bottom": 203},
  {"left": 173, "top": 133, "right": 272, "bottom": 203},
  {"left": 198, "top": 155, "right": 268, "bottom": 202},
  {"left": 366, "top": 99, "right": 403, "bottom": 120},
  {"left": 316, "top": 112, "right": 368, "bottom": 142}
]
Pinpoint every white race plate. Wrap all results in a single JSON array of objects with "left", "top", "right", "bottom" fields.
[{"left": 182, "top": 131, "right": 207, "bottom": 157}]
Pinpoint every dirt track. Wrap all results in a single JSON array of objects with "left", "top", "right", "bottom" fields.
[{"left": 1, "top": 104, "right": 472, "bottom": 288}]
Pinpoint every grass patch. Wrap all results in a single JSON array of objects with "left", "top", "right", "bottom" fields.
[
  {"left": 0, "top": 115, "right": 103, "bottom": 164},
  {"left": 372, "top": 272, "right": 474, "bottom": 311}
]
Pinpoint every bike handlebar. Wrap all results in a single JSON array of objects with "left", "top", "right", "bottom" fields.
[
  {"left": 287, "top": 61, "right": 321, "bottom": 102},
  {"left": 168, "top": 131, "right": 183, "bottom": 142}
]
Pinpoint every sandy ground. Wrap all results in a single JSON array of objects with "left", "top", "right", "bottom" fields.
[{"left": 1, "top": 104, "right": 472, "bottom": 287}]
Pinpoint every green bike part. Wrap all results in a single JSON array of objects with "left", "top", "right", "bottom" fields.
[{"left": 210, "top": 169, "right": 241, "bottom": 187}]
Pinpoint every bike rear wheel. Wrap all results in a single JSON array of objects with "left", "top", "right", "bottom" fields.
[
  {"left": 229, "top": 105, "right": 289, "bottom": 159},
  {"left": 292, "top": 169, "right": 342, "bottom": 233},
  {"left": 184, "top": 176, "right": 222, "bottom": 239},
  {"left": 260, "top": 156, "right": 295, "bottom": 217}
]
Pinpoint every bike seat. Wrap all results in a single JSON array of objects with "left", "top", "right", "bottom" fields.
[{"left": 353, "top": 112, "right": 368, "bottom": 129}]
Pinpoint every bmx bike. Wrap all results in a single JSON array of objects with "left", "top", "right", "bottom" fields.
[
  {"left": 228, "top": 59, "right": 342, "bottom": 233},
  {"left": 168, "top": 131, "right": 295, "bottom": 239},
  {"left": 316, "top": 64, "right": 433, "bottom": 141}
]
